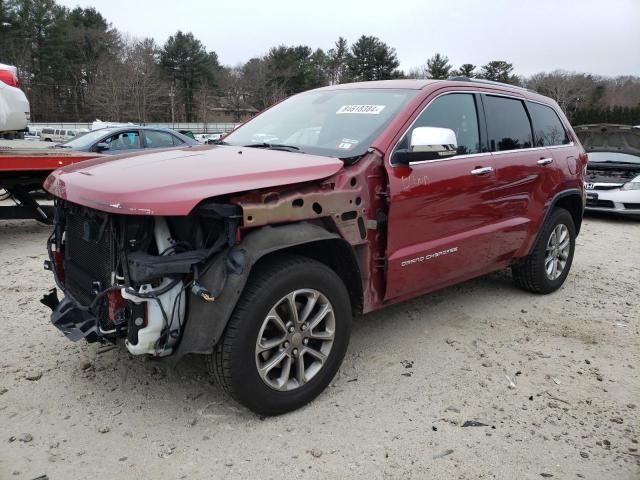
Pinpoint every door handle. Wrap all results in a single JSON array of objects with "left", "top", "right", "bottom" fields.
[
  {"left": 537, "top": 157, "right": 554, "bottom": 166},
  {"left": 470, "top": 166, "right": 494, "bottom": 176}
]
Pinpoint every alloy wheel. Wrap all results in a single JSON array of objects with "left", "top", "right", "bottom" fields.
[
  {"left": 545, "top": 224, "right": 570, "bottom": 281},
  {"left": 255, "top": 289, "right": 335, "bottom": 391}
]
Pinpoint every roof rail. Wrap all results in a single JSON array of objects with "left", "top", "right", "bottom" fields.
[{"left": 447, "top": 76, "right": 529, "bottom": 91}]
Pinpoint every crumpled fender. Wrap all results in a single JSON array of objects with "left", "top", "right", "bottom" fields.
[{"left": 173, "top": 222, "right": 341, "bottom": 358}]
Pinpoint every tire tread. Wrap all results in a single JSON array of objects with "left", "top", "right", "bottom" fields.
[
  {"left": 206, "top": 254, "right": 341, "bottom": 406},
  {"left": 512, "top": 207, "right": 575, "bottom": 294}
]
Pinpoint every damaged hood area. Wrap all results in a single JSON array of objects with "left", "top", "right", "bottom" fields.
[
  {"left": 576, "top": 125, "right": 640, "bottom": 183},
  {"left": 44, "top": 145, "right": 343, "bottom": 215},
  {"left": 574, "top": 124, "right": 640, "bottom": 156}
]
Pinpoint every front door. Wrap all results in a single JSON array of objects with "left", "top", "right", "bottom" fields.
[{"left": 384, "top": 92, "right": 499, "bottom": 301}]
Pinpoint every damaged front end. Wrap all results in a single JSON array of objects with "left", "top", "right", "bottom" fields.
[{"left": 42, "top": 199, "right": 242, "bottom": 357}]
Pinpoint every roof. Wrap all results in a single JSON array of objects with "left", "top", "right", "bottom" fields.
[
  {"left": 89, "top": 125, "right": 189, "bottom": 135},
  {"left": 312, "top": 78, "right": 530, "bottom": 95},
  {"left": 315, "top": 79, "right": 439, "bottom": 91}
]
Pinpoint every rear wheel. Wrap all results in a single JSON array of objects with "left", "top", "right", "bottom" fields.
[
  {"left": 208, "top": 255, "right": 352, "bottom": 415},
  {"left": 512, "top": 208, "right": 576, "bottom": 294}
]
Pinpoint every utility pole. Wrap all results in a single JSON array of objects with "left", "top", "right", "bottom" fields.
[{"left": 169, "top": 85, "right": 175, "bottom": 126}]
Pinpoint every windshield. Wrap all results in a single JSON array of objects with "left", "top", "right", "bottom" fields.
[
  {"left": 222, "top": 89, "right": 418, "bottom": 159},
  {"left": 60, "top": 128, "right": 116, "bottom": 149},
  {"left": 588, "top": 151, "right": 640, "bottom": 165}
]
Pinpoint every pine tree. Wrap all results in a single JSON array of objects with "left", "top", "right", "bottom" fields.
[
  {"left": 478, "top": 60, "right": 517, "bottom": 84},
  {"left": 160, "top": 31, "right": 221, "bottom": 122},
  {"left": 326, "top": 37, "right": 350, "bottom": 84},
  {"left": 425, "top": 53, "right": 451, "bottom": 79},
  {"left": 453, "top": 63, "right": 476, "bottom": 78},
  {"left": 348, "top": 35, "right": 400, "bottom": 82}
]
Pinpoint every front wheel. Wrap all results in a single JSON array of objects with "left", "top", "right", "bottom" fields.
[
  {"left": 208, "top": 255, "right": 352, "bottom": 415},
  {"left": 512, "top": 208, "right": 576, "bottom": 294}
]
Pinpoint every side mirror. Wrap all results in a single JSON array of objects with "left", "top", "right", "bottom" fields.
[
  {"left": 95, "top": 142, "right": 110, "bottom": 152},
  {"left": 394, "top": 127, "right": 458, "bottom": 165}
]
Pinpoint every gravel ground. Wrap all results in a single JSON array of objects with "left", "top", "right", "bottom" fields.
[{"left": 0, "top": 214, "right": 638, "bottom": 480}]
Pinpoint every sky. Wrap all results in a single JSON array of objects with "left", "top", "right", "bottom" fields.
[{"left": 57, "top": 0, "right": 640, "bottom": 77}]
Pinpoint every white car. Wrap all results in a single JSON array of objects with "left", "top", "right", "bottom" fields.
[
  {"left": 39, "top": 127, "right": 81, "bottom": 143},
  {"left": 0, "top": 63, "right": 30, "bottom": 138},
  {"left": 575, "top": 124, "right": 640, "bottom": 217},
  {"left": 193, "top": 132, "right": 224, "bottom": 144}
]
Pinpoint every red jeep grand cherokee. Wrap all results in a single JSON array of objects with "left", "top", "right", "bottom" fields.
[{"left": 43, "top": 79, "right": 587, "bottom": 415}]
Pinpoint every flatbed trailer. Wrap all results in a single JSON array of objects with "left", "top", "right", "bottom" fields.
[{"left": 0, "top": 149, "right": 101, "bottom": 223}]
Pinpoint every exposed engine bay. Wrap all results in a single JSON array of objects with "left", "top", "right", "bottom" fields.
[{"left": 41, "top": 199, "right": 242, "bottom": 356}]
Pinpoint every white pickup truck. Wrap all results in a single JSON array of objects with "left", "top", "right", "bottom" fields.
[{"left": 0, "top": 63, "right": 30, "bottom": 139}]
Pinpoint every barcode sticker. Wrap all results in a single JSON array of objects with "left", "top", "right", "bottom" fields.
[{"left": 336, "top": 105, "right": 385, "bottom": 115}]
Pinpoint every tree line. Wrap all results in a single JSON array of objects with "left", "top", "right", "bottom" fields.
[{"left": 1, "top": 0, "right": 639, "bottom": 125}]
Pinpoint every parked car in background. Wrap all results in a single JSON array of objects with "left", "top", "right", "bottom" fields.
[
  {"left": 42, "top": 79, "right": 587, "bottom": 415},
  {"left": 23, "top": 128, "right": 40, "bottom": 141},
  {"left": 193, "top": 132, "right": 224, "bottom": 144},
  {"left": 205, "top": 133, "right": 223, "bottom": 144},
  {"left": 575, "top": 124, "right": 640, "bottom": 217},
  {"left": 176, "top": 129, "right": 196, "bottom": 140},
  {"left": 0, "top": 63, "right": 30, "bottom": 139},
  {"left": 52, "top": 126, "right": 198, "bottom": 153},
  {"left": 40, "top": 128, "right": 81, "bottom": 143}
]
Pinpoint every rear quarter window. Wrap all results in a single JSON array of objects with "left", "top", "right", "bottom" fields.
[
  {"left": 484, "top": 95, "right": 533, "bottom": 151},
  {"left": 528, "top": 102, "right": 569, "bottom": 147}
]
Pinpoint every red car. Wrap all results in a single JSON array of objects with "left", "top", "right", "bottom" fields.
[{"left": 42, "top": 79, "right": 587, "bottom": 415}]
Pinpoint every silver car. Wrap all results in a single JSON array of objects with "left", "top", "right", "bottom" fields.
[{"left": 575, "top": 124, "right": 640, "bottom": 217}]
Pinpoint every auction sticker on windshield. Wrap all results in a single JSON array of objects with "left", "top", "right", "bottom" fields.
[{"left": 336, "top": 105, "right": 385, "bottom": 114}]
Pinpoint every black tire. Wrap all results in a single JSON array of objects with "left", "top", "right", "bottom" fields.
[
  {"left": 512, "top": 208, "right": 576, "bottom": 294},
  {"left": 208, "top": 254, "right": 352, "bottom": 415}
]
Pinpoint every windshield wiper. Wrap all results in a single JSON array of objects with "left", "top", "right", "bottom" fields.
[
  {"left": 53, "top": 144, "right": 71, "bottom": 149},
  {"left": 243, "top": 142, "right": 301, "bottom": 152}
]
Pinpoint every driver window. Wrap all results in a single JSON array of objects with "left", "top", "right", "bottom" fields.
[
  {"left": 397, "top": 93, "right": 481, "bottom": 156},
  {"left": 105, "top": 131, "right": 141, "bottom": 150}
]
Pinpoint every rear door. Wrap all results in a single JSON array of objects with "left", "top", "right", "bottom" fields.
[
  {"left": 385, "top": 91, "right": 499, "bottom": 301},
  {"left": 482, "top": 94, "right": 559, "bottom": 264},
  {"left": 527, "top": 100, "right": 574, "bottom": 188}
]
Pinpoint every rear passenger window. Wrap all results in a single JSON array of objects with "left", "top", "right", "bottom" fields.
[
  {"left": 528, "top": 102, "right": 569, "bottom": 147},
  {"left": 145, "top": 131, "right": 177, "bottom": 149},
  {"left": 484, "top": 96, "right": 533, "bottom": 151},
  {"left": 398, "top": 93, "right": 481, "bottom": 156}
]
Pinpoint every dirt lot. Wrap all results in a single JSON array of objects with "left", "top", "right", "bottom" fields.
[{"left": 0, "top": 214, "right": 638, "bottom": 480}]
